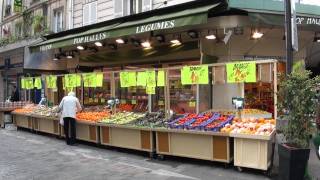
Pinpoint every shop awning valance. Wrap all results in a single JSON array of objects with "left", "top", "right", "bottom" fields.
[
  {"left": 30, "top": 3, "right": 222, "bottom": 53},
  {"left": 249, "top": 12, "right": 320, "bottom": 31}
]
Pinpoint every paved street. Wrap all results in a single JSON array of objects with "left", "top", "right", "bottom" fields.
[{"left": 0, "top": 128, "right": 319, "bottom": 180}]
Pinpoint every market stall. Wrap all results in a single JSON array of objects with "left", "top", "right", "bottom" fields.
[{"left": 13, "top": 60, "right": 277, "bottom": 169}]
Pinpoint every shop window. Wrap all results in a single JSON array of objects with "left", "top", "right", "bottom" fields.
[
  {"left": 53, "top": 9, "right": 63, "bottom": 33},
  {"left": 83, "top": 1, "right": 97, "bottom": 26},
  {"left": 114, "top": 0, "right": 152, "bottom": 18}
]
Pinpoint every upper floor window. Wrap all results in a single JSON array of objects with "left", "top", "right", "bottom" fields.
[
  {"left": 83, "top": 1, "right": 97, "bottom": 26},
  {"left": 53, "top": 9, "right": 63, "bottom": 33},
  {"left": 5, "top": 0, "right": 12, "bottom": 16},
  {"left": 114, "top": 0, "right": 152, "bottom": 18}
]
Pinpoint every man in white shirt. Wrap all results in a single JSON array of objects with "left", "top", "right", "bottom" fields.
[{"left": 59, "top": 92, "right": 82, "bottom": 145}]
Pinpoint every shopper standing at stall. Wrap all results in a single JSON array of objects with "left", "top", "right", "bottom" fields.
[
  {"left": 10, "top": 85, "right": 20, "bottom": 102},
  {"left": 59, "top": 92, "right": 82, "bottom": 145}
]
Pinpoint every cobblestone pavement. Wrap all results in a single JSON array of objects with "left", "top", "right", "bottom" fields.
[{"left": 0, "top": 128, "right": 319, "bottom": 180}]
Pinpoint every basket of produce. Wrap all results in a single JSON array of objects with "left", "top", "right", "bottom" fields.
[
  {"left": 205, "top": 115, "right": 234, "bottom": 132},
  {"left": 168, "top": 113, "right": 197, "bottom": 129},
  {"left": 186, "top": 112, "right": 219, "bottom": 130}
]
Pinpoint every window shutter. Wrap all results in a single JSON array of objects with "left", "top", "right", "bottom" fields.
[
  {"left": 90, "top": 2, "right": 97, "bottom": 24},
  {"left": 142, "top": 0, "right": 151, "bottom": 12},
  {"left": 114, "top": 0, "right": 124, "bottom": 18},
  {"left": 83, "top": 4, "right": 90, "bottom": 25}
]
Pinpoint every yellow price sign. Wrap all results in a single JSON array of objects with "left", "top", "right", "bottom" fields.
[
  {"left": 137, "top": 72, "right": 147, "bottom": 86},
  {"left": 226, "top": 61, "right": 256, "bottom": 83},
  {"left": 181, "top": 65, "right": 209, "bottom": 85},
  {"left": 158, "top": 100, "right": 164, "bottom": 106},
  {"left": 146, "top": 87, "right": 155, "bottom": 94},
  {"left": 131, "top": 100, "right": 137, "bottom": 104},
  {"left": 146, "top": 71, "right": 156, "bottom": 87},
  {"left": 157, "top": 71, "right": 165, "bottom": 87},
  {"left": 189, "top": 101, "right": 196, "bottom": 107},
  {"left": 34, "top": 77, "right": 42, "bottom": 89}
]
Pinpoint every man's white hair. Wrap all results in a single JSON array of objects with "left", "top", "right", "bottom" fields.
[{"left": 68, "top": 92, "right": 76, "bottom": 97}]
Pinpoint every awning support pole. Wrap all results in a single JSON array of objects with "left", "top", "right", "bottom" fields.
[{"left": 285, "top": 0, "right": 293, "bottom": 74}]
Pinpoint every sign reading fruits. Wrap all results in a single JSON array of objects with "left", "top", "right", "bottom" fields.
[
  {"left": 181, "top": 65, "right": 209, "bottom": 85},
  {"left": 226, "top": 61, "right": 256, "bottom": 83}
]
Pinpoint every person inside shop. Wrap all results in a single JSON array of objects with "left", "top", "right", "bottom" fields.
[
  {"left": 59, "top": 92, "right": 82, "bottom": 145},
  {"left": 10, "top": 85, "right": 20, "bottom": 102}
]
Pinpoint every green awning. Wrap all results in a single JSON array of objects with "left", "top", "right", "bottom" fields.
[
  {"left": 30, "top": 3, "right": 221, "bottom": 52},
  {"left": 249, "top": 13, "right": 320, "bottom": 30}
]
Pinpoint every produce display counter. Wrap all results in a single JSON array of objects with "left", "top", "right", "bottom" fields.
[
  {"left": 12, "top": 112, "right": 33, "bottom": 129},
  {"left": 155, "top": 128, "right": 232, "bottom": 163},
  {"left": 230, "top": 130, "right": 276, "bottom": 171},
  {"left": 29, "top": 115, "right": 59, "bottom": 136},
  {"left": 0, "top": 108, "right": 15, "bottom": 128},
  {"left": 60, "top": 120, "right": 99, "bottom": 143},
  {"left": 98, "top": 123, "right": 154, "bottom": 153}
]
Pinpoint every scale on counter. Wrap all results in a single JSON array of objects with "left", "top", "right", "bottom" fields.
[
  {"left": 107, "top": 98, "right": 120, "bottom": 113},
  {"left": 232, "top": 97, "right": 244, "bottom": 119}
]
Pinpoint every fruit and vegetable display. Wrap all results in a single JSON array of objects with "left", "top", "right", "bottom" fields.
[
  {"left": 118, "top": 103, "right": 148, "bottom": 112},
  {"left": 100, "top": 112, "right": 145, "bottom": 125},
  {"left": 168, "top": 112, "right": 234, "bottom": 131},
  {"left": 13, "top": 104, "right": 38, "bottom": 114},
  {"left": 31, "top": 105, "right": 60, "bottom": 117},
  {"left": 128, "top": 111, "right": 168, "bottom": 128},
  {"left": 220, "top": 117, "right": 275, "bottom": 135},
  {"left": 76, "top": 111, "right": 111, "bottom": 122}
]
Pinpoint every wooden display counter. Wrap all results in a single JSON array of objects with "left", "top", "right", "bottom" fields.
[
  {"left": 99, "top": 124, "right": 154, "bottom": 153},
  {"left": 12, "top": 113, "right": 32, "bottom": 129},
  {"left": 60, "top": 120, "right": 99, "bottom": 143},
  {"left": 30, "top": 115, "right": 59, "bottom": 135},
  {"left": 0, "top": 111, "right": 4, "bottom": 128},
  {"left": 0, "top": 108, "right": 15, "bottom": 128},
  {"left": 155, "top": 128, "right": 232, "bottom": 163},
  {"left": 230, "top": 131, "right": 276, "bottom": 171}
]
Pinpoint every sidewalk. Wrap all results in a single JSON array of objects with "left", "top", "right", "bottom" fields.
[{"left": 0, "top": 128, "right": 319, "bottom": 180}]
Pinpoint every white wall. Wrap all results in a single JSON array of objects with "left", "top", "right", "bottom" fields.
[{"left": 73, "top": 0, "right": 195, "bottom": 28}]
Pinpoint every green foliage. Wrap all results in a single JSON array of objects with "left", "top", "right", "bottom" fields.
[
  {"left": 32, "top": 15, "right": 44, "bottom": 33},
  {"left": 278, "top": 70, "right": 319, "bottom": 148}
]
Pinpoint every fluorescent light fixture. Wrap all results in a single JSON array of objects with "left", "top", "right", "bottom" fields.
[
  {"left": 95, "top": 42, "right": 103, "bottom": 47},
  {"left": 116, "top": 38, "right": 125, "bottom": 44},
  {"left": 170, "top": 39, "right": 181, "bottom": 45},
  {"left": 77, "top": 45, "right": 85, "bottom": 50},
  {"left": 188, "top": 30, "right": 198, "bottom": 39},
  {"left": 205, "top": 34, "right": 216, "bottom": 40},
  {"left": 155, "top": 34, "right": 165, "bottom": 43},
  {"left": 53, "top": 54, "right": 60, "bottom": 61},
  {"left": 252, "top": 31, "right": 264, "bottom": 39},
  {"left": 66, "top": 51, "right": 74, "bottom": 59},
  {"left": 108, "top": 44, "right": 117, "bottom": 50},
  {"left": 141, "top": 41, "right": 151, "bottom": 48}
]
